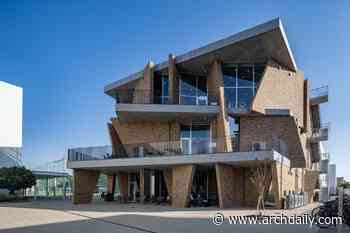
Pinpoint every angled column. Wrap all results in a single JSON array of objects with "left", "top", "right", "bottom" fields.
[
  {"left": 72, "top": 169, "right": 100, "bottom": 204},
  {"left": 139, "top": 169, "right": 145, "bottom": 203},
  {"left": 172, "top": 165, "right": 195, "bottom": 208},
  {"left": 168, "top": 54, "right": 178, "bottom": 104},
  {"left": 107, "top": 174, "right": 116, "bottom": 195},
  {"left": 163, "top": 168, "right": 173, "bottom": 202},
  {"left": 133, "top": 61, "right": 154, "bottom": 104},
  {"left": 208, "top": 60, "right": 232, "bottom": 152},
  {"left": 117, "top": 172, "right": 129, "bottom": 203},
  {"left": 215, "top": 163, "right": 235, "bottom": 208}
]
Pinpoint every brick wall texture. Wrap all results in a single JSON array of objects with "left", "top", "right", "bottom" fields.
[
  {"left": 72, "top": 169, "right": 100, "bottom": 204},
  {"left": 171, "top": 165, "right": 195, "bottom": 208}
]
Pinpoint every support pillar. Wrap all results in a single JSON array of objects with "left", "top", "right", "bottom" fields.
[
  {"left": 163, "top": 168, "right": 173, "bottom": 202},
  {"left": 215, "top": 163, "right": 235, "bottom": 208},
  {"left": 168, "top": 53, "right": 177, "bottom": 104},
  {"left": 139, "top": 169, "right": 145, "bottom": 203},
  {"left": 117, "top": 172, "right": 129, "bottom": 203},
  {"left": 46, "top": 177, "right": 49, "bottom": 197},
  {"left": 107, "top": 174, "right": 116, "bottom": 194},
  {"left": 172, "top": 165, "right": 195, "bottom": 208},
  {"left": 208, "top": 60, "right": 232, "bottom": 152},
  {"left": 72, "top": 169, "right": 100, "bottom": 204}
]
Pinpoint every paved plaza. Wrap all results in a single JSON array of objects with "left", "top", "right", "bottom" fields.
[{"left": 0, "top": 200, "right": 342, "bottom": 233}]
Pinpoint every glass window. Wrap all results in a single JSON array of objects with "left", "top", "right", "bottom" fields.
[
  {"left": 254, "top": 64, "right": 265, "bottom": 88},
  {"left": 161, "top": 76, "right": 169, "bottom": 104},
  {"left": 180, "top": 123, "right": 210, "bottom": 155},
  {"left": 180, "top": 74, "right": 207, "bottom": 105},
  {"left": 223, "top": 66, "right": 237, "bottom": 87},
  {"left": 237, "top": 88, "right": 253, "bottom": 112},
  {"left": 222, "top": 63, "right": 265, "bottom": 113},
  {"left": 237, "top": 65, "right": 254, "bottom": 87},
  {"left": 180, "top": 125, "right": 191, "bottom": 139},
  {"left": 224, "top": 88, "right": 236, "bottom": 110}
]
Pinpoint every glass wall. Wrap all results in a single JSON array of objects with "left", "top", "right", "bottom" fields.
[
  {"left": 154, "top": 74, "right": 169, "bottom": 104},
  {"left": 222, "top": 64, "right": 265, "bottom": 112},
  {"left": 180, "top": 74, "right": 207, "bottom": 105},
  {"left": 180, "top": 123, "right": 210, "bottom": 154}
]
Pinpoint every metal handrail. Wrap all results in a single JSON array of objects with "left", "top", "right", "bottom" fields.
[
  {"left": 114, "top": 89, "right": 213, "bottom": 105},
  {"left": 310, "top": 86, "right": 328, "bottom": 99}
]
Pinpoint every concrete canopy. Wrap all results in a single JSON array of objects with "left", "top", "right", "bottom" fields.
[{"left": 104, "top": 18, "right": 297, "bottom": 97}]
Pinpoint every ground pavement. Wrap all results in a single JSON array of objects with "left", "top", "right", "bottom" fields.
[{"left": 0, "top": 200, "right": 346, "bottom": 233}]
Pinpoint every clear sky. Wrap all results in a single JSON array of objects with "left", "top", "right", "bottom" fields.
[{"left": 1, "top": 1, "right": 349, "bottom": 179}]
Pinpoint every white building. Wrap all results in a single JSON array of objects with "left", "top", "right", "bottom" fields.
[
  {"left": 328, "top": 164, "right": 337, "bottom": 196},
  {"left": 0, "top": 81, "right": 23, "bottom": 167}
]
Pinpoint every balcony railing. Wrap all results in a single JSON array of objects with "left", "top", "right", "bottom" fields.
[
  {"left": 225, "top": 99, "right": 251, "bottom": 113},
  {"left": 114, "top": 89, "right": 214, "bottom": 105},
  {"left": 309, "top": 123, "right": 330, "bottom": 142},
  {"left": 310, "top": 86, "right": 328, "bottom": 105},
  {"left": 67, "top": 136, "right": 288, "bottom": 162},
  {"left": 321, "top": 152, "right": 330, "bottom": 161}
]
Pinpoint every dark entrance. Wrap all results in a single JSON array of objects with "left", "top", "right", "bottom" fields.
[{"left": 190, "top": 166, "right": 218, "bottom": 207}]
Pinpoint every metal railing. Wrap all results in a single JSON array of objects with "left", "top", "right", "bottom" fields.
[
  {"left": 114, "top": 89, "right": 214, "bottom": 105},
  {"left": 67, "top": 136, "right": 288, "bottom": 162},
  {"left": 321, "top": 152, "right": 330, "bottom": 161},
  {"left": 284, "top": 192, "right": 309, "bottom": 209},
  {"left": 310, "top": 86, "right": 328, "bottom": 99},
  {"left": 225, "top": 99, "right": 251, "bottom": 113}
]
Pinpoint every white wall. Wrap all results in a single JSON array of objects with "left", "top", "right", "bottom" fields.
[
  {"left": 328, "top": 164, "right": 337, "bottom": 195},
  {"left": 0, "top": 81, "right": 22, "bottom": 147}
]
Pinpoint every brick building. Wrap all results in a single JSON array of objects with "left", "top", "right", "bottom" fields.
[{"left": 67, "top": 18, "right": 329, "bottom": 208}]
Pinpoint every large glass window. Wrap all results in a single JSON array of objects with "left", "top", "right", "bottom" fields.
[
  {"left": 223, "top": 63, "right": 265, "bottom": 112},
  {"left": 180, "top": 74, "right": 207, "bottom": 105},
  {"left": 153, "top": 74, "right": 169, "bottom": 104},
  {"left": 180, "top": 123, "right": 210, "bottom": 155}
]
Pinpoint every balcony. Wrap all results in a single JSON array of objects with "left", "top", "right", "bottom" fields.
[
  {"left": 319, "top": 153, "right": 330, "bottom": 174},
  {"left": 67, "top": 135, "right": 293, "bottom": 162},
  {"left": 308, "top": 123, "right": 330, "bottom": 143},
  {"left": 114, "top": 89, "right": 220, "bottom": 123},
  {"left": 310, "top": 86, "right": 328, "bottom": 105},
  {"left": 67, "top": 137, "right": 291, "bottom": 170}
]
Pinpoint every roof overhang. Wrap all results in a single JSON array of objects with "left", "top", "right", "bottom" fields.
[
  {"left": 67, "top": 150, "right": 290, "bottom": 172},
  {"left": 105, "top": 18, "right": 297, "bottom": 97}
]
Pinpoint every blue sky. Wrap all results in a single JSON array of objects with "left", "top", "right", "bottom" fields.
[{"left": 1, "top": 1, "right": 349, "bottom": 179}]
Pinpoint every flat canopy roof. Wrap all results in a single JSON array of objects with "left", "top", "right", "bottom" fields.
[
  {"left": 105, "top": 18, "right": 297, "bottom": 96},
  {"left": 32, "top": 170, "right": 70, "bottom": 178}
]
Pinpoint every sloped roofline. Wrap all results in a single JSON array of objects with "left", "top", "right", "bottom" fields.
[{"left": 104, "top": 18, "right": 297, "bottom": 93}]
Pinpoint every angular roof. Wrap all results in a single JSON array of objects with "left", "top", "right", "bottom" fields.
[{"left": 105, "top": 18, "right": 297, "bottom": 95}]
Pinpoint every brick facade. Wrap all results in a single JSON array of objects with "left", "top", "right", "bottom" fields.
[
  {"left": 72, "top": 169, "right": 100, "bottom": 204},
  {"left": 171, "top": 165, "right": 195, "bottom": 208}
]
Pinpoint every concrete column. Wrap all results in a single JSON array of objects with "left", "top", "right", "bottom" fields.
[
  {"left": 72, "top": 169, "right": 100, "bottom": 204},
  {"left": 172, "top": 165, "right": 195, "bottom": 208},
  {"left": 117, "top": 172, "right": 129, "bottom": 203}
]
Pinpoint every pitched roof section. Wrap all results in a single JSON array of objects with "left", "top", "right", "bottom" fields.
[{"left": 105, "top": 18, "right": 297, "bottom": 95}]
